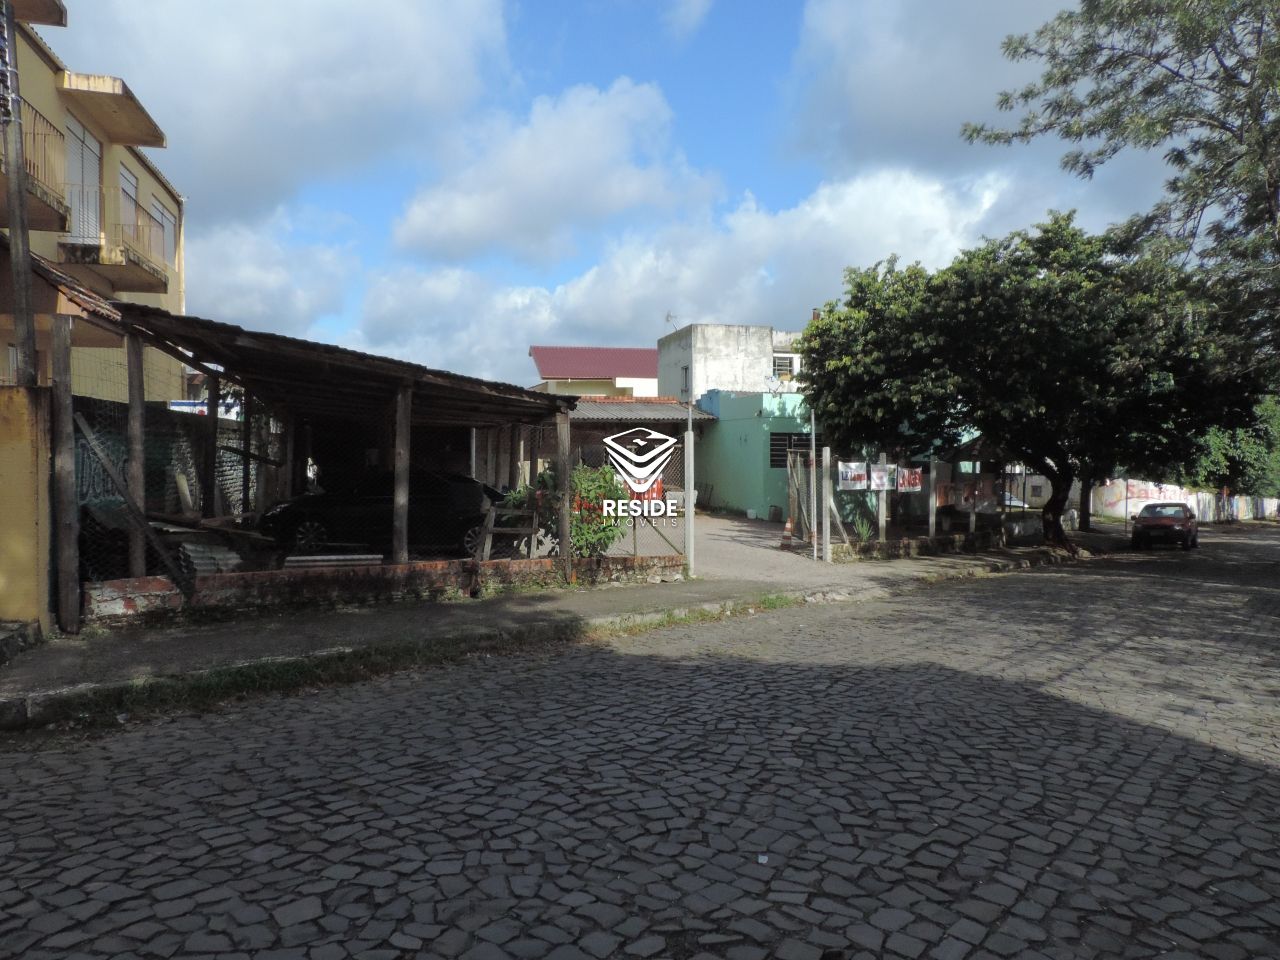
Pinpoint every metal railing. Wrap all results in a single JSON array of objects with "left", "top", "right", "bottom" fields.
[
  {"left": 60, "top": 185, "right": 169, "bottom": 270},
  {"left": 0, "top": 101, "right": 67, "bottom": 199},
  {"left": 117, "top": 202, "right": 166, "bottom": 266}
]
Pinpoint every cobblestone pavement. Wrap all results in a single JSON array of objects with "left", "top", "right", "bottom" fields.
[{"left": 3, "top": 527, "right": 1279, "bottom": 959}]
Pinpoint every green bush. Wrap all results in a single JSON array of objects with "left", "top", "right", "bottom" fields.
[
  {"left": 502, "top": 465, "right": 629, "bottom": 557},
  {"left": 569, "top": 463, "right": 628, "bottom": 557}
]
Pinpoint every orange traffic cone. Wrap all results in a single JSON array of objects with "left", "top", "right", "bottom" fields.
[{"left": 780, "top": 517, "right": 793, "bottom": 550}]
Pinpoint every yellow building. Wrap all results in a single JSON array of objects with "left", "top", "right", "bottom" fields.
[{"left": 0, "top": 0, "right": 185, "bottom": 400}]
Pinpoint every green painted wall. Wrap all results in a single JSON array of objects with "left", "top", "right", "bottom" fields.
[{"left": 697, "top": 392, "right": 813, "bottom": 519}]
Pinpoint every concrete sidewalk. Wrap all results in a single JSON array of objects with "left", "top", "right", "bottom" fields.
[{"left": 0, "top": 539, "right": 1097, "bottom": 730}]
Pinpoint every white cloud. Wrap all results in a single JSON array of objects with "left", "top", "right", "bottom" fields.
[
  {"left": 50, "top": 0, "right": 509, "bottom": 222},
  {"left": 394, "top": 79, "right": 716, "bottom": 262},
  {"left": 664, "top": 0, "right": 714, "bottom": 40},
  {"left": 356, "top": 168, "right": 1005, "bottom": 385},
  {"left": 184, "top": 212, "right": 351, "bottom": 338}
]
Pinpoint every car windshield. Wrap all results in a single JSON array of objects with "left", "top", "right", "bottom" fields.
[{"left": 1139, "top": 504, "right": 1184, "bottom": 518}]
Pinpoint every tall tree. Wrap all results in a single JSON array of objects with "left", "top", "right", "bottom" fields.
[
  {"left": 963, "top": 1, "right": 1279, "bottom": 302},
  {"left": 799, "top": 214, "right": 1260, "bottom": 545}
]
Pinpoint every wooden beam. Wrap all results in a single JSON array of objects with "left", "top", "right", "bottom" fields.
[
  {"left": 202, "top": 375, "right": 219, "bottom": 518},
  {"left": 126, "top": 331, "right": 147, "bottom": 577},
  {"left": 556, "top": 411, "right": 572, "bottom": 582},
  {"left": 508, "top": 424, "right": 520, "bottom": 490},
  {"left": 392, "top": 384, "right": 412, "bottom": 564},
  {"left": 52, "top": 315, "right": 79, "bottom": 633}
]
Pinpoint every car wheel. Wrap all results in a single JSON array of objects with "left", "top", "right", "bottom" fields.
[
  {"left": 462, "top": 523, "right": 486, "bottom": 559},
  {"left": 291, "top": 518, "right": 328, "bottom": 555},
  {"left": 1191, "top": 533, "right": 1199, "bottom": 549},
  {"left": 1131, "top": 536, "right": 1142, "bottom": 551},
  {"left": 1181, "top": 535, "right": 1193, "bottom": 550}
]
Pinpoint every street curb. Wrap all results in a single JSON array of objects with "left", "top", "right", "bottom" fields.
[{"left": 0, "top": 547, "right": 1072, "bottom": 732}]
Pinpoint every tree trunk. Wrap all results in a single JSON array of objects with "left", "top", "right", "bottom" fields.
[
  {"left": 1077, "top": 478, "right": 1092, "bottom": 532},
  {"left": 1041, "top": 469, "right": 1077, "bottom": 554}
]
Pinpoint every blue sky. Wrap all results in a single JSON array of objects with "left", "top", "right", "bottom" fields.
[{"left": 49, "top": 0, "right": 1167, "bottom": 387}]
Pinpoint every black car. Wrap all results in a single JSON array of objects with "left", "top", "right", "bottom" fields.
[{"left": 258, "top": 470, "right": 500, "bottom": 557}]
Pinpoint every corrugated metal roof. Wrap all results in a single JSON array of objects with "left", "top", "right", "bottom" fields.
[
  {"left": 571, "top": 397, "right": 715, "bottom": 421},
  {"left": 529, "top": 345, "right": 658, "bottom": 380}
]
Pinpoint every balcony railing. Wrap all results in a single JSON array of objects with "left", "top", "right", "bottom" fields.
[
  {"left": 61, "top": 185, "right": 170, "bottom": 271},
  {"left": 0, "top": 101, "right": 67, "bottom": 200},
  {"left": 117, "top": 202, "right": 166, "bottom": 266}
]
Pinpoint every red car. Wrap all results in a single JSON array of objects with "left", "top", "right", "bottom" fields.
[{"left": 1131, "top": 502, "right": 1199, "bottom": 550}]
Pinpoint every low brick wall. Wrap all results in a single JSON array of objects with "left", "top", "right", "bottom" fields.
[
  {"left": 82, "top": 555, "right": 687, "bottom": 625},
  {"left": 831, "top": 530, "right": 1001, "bottom": 562}
]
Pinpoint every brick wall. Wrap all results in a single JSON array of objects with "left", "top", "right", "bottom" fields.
[{"left": 82, "top": 555, "right": 687, "bottom": 625}]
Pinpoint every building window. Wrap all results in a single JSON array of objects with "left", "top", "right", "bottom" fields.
[
  {"left": 772, "top": 355, "right": 793, "bottom": 378},
  {"left": 119, "top": 165, "right": 138, "bottom": 226},
  {"left": 151, "top": 199, "right": 177, "bottom": 265},
  {"left": 65, "top": 116, "right": 102, "bottom": 242},
  {"left": 681, "top": 364, "right": 689, "bottom": 398},
  {"left": 769, "top": 432, "right": 822, "bottom": 469}
]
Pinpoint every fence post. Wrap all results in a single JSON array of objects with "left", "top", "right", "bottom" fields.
[
  {"left": 52, "top": 314, "right": 80, "bottom": 634},
  {"left": 821, "top": 446, "right": 831, "bottom": 562},
  {"left": 202, "top": 374, "right": 219, "bottom": 517},
  {"left": 685, "top": 429, "right": 696, "bottom": 576},
  {"left": 391, "top": 383, "right": 412, "bottom": 564},
  {"left": 556, "top": 411, "right": 572, "bottom": 582},
  {"left": 125, "top": 331, "right": 147, "bottom": 577},
  {"left": 878, "top": 452, "right": 887, "bottom": 542}
]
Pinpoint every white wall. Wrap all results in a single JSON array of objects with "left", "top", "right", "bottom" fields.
[
  {"left": 615, "top": 377, "right": 658, "bottom": 397},
  {"left": 1092, "top": 478, "right": 1280, "bottom": 523},
  {"left": 659, "top": 323, "right": 783, "bottom": 401}
]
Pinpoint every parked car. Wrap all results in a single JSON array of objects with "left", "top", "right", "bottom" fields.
[
  {"left": 1131, "top": 502, "right": 1199, "bottom": 550},
  {"left": 258, "top": 470, "right": 501, "bottom": 556}
]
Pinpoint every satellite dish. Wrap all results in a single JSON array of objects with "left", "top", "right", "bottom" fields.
[{"left": 765, "top": 375, "right": 782, "bottom": 397}]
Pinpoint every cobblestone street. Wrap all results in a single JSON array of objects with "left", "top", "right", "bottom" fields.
[{"left": 3, "top": 527, "right": 1278, "bottom": 959}]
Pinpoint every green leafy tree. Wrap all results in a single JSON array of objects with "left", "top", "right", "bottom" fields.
[
  {"left": 1178, "top": 396, "right": 1280, "bottom": 496},
  {"left": 964, "top": 1, "right": 1279, "bottom": 279},
  {"left": 799, "top": 213, "right": 1260, "bottom": 545}
]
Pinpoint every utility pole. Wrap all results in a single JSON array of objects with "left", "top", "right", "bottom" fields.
[{"left": 1, "top": 0, "right": 36, "bottom": 386}]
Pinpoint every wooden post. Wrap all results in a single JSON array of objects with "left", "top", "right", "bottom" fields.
[
  {"left": 821, "top": 446, "right": 831, "bottom": 562},
  {"left": 485, "top": 428, "right": 497, "bottom": 486},
  {"left": 282, "top": 412, "right": 296, "bottom": 501},
  {"left": 392, "top": 384, "right": 412, "bottom": 564},
  {"left": 878, "top": 452, "right": 887, "bottom": 542},
  {"left": 202, "top": 374, "right": 219, "bottom": 517},
  {"left": 240, "top": 393, "right": 252, "bottom": 517},
  {"left": 52, "top": 315, "right": 79, "bottom": 633},
  {"left": 556, "top": 411, "right": 572, "bottom": 581},
  {"left": 125, "top": 332, "right": 146, "bottom": 577},
  {"left": 508, "top": 424, "right": 520, "bottom": 490},
  {"left": 4, "top": 0, "right": 37, "bottom": 389},
  {"left": 684, "top": 429, "right": 696, "bottom": 576},
  {"left": 927, "top": 458, "right": 937, "bottom": 540},
  {"left": 527, "top": 426, "right": 537, "bottom": 488}
]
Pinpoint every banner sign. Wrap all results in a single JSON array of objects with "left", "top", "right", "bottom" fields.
[
  {"left": 897, "top": 466, "right": 923, "bottom": 493},
  {"left": 838, "top": 461, "right": 867, "bottom": 490},
  {"left": 869, "top": 464, "right": 892, "bottom": 491}
]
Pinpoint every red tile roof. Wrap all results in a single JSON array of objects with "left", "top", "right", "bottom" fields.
[{"left": 529, "top": 345, "right": 658, "bottom": 380}]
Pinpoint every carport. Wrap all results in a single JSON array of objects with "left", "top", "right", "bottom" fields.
[{"left": 53, "top": 302, "right": 577, "bottom": 631}]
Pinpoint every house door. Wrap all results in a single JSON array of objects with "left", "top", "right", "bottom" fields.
[{"left": 65, "top": 116, "right": 101, "bottom": 243}]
